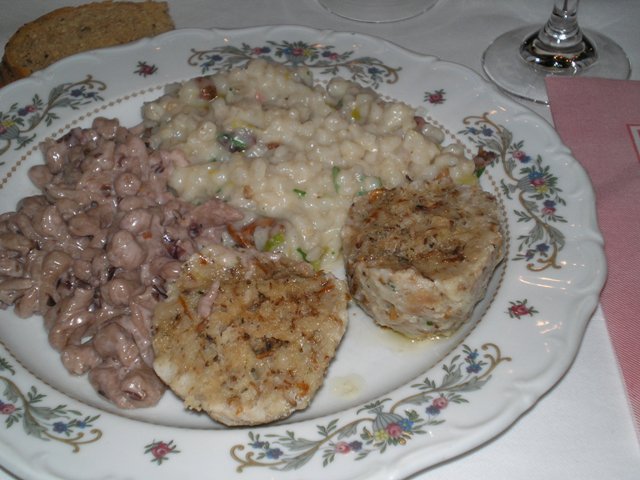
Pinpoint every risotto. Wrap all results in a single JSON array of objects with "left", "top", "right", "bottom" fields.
[{"left": 142, "top": 59, "right": 475, "bottom": 266}]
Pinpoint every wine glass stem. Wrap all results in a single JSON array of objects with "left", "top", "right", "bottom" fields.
[
  {"left": 539, "top": 0, "right": 581, "bottom": 49},
  {"left": 520, "top": 0, "right": 597, "bottom": 73}
]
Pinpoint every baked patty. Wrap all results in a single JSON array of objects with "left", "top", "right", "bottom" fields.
[
  {"left": 152, "top": 244, "right": 348, "bottom": 426},
  {"left": 342, "top": 179, "right": 504, "bottom": 339}
]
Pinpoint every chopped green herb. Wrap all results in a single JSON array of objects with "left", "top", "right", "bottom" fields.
[
  {"left": 296, "top": 247, "right": 309, "bottom": 262},
  {"left": 218, "top": 131, "right": 248, "bottom": 152},
  {"left": 297, "top": 247, "right": 330, "bottom": 270},
  {"left": 264, "top": 232, "right": 285, "bottom": 252},
  {"left": 332, "top": 166, "right": 341, "bottom": 193},
  {"left": 293, "top": 188, "right": 307, "bottom": 198},
  {"left": 356, "top": 175, "right": 382, "bottom": 196}
]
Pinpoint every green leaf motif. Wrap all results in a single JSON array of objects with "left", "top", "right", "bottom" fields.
[
  {"left": 0, "top": 356, "right": 102, "bottom": 452},
  {"left": 188, "top": 39, "right": 400, "bottom": 89},
  {"left": 460, "top": 113, "right": 567, "bottom": 271},
  {"left": 0, "top": 75, "right": 106, "bottom": 161}
]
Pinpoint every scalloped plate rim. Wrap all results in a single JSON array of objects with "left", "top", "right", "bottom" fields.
[{"left": 0, "top": 25, "right": 605, "bottom": 480}]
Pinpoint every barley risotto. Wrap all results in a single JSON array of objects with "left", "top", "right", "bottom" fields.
[{"left": 143, "top": 58, "right": 476, "bottom": 267}]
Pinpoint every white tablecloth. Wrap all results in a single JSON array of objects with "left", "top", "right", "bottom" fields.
[{"left": 1, "top": 1, "right": 639, "bottom": 479}]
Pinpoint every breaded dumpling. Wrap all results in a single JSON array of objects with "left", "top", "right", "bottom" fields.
[
  {"left": 342, "top": 180, "right": 504, "bottom": 339},
  {"left": 152, "top": 244, "right": 348, "bottom": 426}
]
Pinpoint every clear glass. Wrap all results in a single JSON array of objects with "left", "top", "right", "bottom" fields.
[
  {"left": 482, "top": 0, "right": 631, "bottom": 104},
  {"left": 318, "top": 0, "right": 438, "bottom": 23}
]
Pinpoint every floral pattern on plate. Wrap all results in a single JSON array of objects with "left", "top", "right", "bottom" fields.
[
  {"left": 144, "top": 439, "right": 180, "bottom": 465},
  {"left": 461, "top": 114, "right": 567, "bottom": 271},
  {"left": 0, "top": 76, "right": 105, "bottom": 163},
  {"left": 188, "top": 40, "right": 400, "bottom": 88},
  {"left": 0, "top": 26, "right": 605, "bottom": 480},
  {"left": 0, "top": 356, "right": 102, "bottom": 452},
  {"left": 231, "top": 344, "right": 510, "bottom": 472}
]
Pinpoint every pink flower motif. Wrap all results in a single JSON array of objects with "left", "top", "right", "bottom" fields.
[
  {"left": 424, "top": 88, "right": 446, "bottom": 105},
  {"left": 508, "top": 301, "right": 539, "bottom": 319},
  {"left": 531, "top": 178, "right": 546, "bottom": 187},
  {"left": 432, "top": 396, "right": 449, "bottom": 410},
  {"left": 334, "top": 441, "right": 351, "bottom": 454},
  {"left": 135, "top": 61, "right": 158, "bottom": 77},
  {"left": 386, "top": 422, "right": 404, "bottom": 438},
  {"left": 292, "top": 47, "right": 305, "bottom": 56},
  {"left": 512, "top": 150, "right": 527, "bottom": 160},
  {"left": 145, "top": 439, "right": 179, "bottom": 465},
  {"left": 151, "top": 442, "right": 173, "bottom": 460},
  {"left": 0, "top": 404, "right": 16, "bottom": 415},
  {"left": 511, "top": 304, "right": 530, "bottom": 317},
  {"left": 542, "top": 206, "right": 556, "bottom": 215}
]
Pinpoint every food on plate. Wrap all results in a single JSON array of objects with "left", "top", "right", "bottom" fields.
[
  {"left": 0, "top": 55, "right": 501, "bottom": 415},
  {"left": 142, "top": 58, "right": 476, "bottom": 267},
  {"left": 0, "top": 1, "right": 174, "bottom": 85},
  {"left": 152, "top": 244, "right": 348, "bottom": 426},
  {"left": 0, "top": 117, "right": 256, "bottom": 408},
  {"left": 342, "top": 179, "right": 505, "bottom": 339}
]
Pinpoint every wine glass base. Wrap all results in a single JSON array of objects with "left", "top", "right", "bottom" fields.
[
  {"left": 482, "top": 26, "right": 631, "bottom": 104},
  {"left": 318, "top": 0, "right": 438, "bottom": 23}
]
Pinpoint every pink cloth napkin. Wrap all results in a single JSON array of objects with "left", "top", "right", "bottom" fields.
[{"left": 546, "top": 77, "right": 640, "bottom": 441}]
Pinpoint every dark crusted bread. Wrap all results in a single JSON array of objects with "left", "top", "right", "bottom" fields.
[{"left": 1, "top": 1, "right": 174, "bottom": 85}]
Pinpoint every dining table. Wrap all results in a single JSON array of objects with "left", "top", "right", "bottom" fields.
[{"left": 0, "top": 0, "right": 639, "bottom": 479}]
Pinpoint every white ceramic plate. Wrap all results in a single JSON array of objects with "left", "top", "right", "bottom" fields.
[{"left": 0, "top": 26, "right": 605, "bottom": 480}]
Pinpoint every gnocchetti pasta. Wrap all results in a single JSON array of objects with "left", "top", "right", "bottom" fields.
[{"left": 142, "top": 59, "right": 475, "bottom": 266}]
